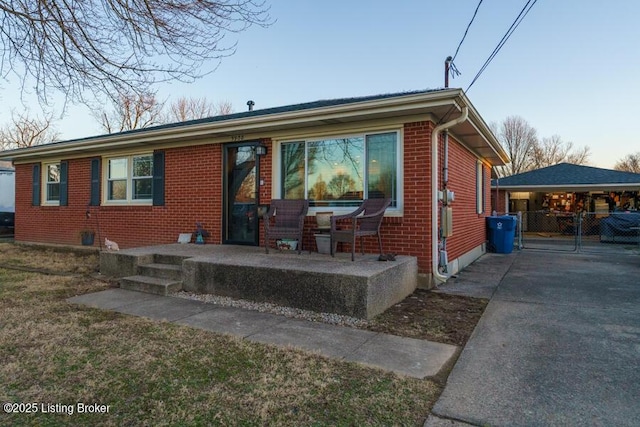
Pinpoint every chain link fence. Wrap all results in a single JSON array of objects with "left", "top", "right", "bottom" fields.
[
  {"left": 579, "top": 212, "right": 640, "bottom": 254},
  {"left": 499, "top": 211, "right": 640, "bottom": 254}
]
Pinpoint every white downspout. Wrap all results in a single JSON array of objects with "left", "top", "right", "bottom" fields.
[{"left": 431, "top": 107, "right": 468, "bottom": 284}]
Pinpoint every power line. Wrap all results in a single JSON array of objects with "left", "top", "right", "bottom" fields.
[
  {"left": 451, "top": 0, "right": 484, "bottom": 64},
  {"left": 466, "top": 0, "right": 539, "bottom": 92},
  {"left": 437, "top": 0, "right": 539, "bottom": 126}
]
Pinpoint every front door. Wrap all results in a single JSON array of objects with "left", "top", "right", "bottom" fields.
[{"left": 223, "top": 143, "right": 260, "bottom": 245}]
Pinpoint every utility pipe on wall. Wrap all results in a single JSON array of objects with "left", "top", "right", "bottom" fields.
[
  {"left": 440, "top": 130, "right": 450, "bottom": 272},
  {"left": 431, "top": 106, "right": 468, "bottom": 284}
]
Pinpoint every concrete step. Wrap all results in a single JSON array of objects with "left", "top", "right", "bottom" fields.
[
  {"left": 153, "top": 254, "right": 188, "bottom": 266},
  {"left": 137, "top": 263, "right": 183, "bottom": 281},
  {"left": 120, "top": 275, "right": 182, "bottom": 296}
]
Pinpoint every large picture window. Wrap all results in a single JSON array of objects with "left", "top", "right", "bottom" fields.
[
  {"left": 105, "top": 154, "right": 153, "bottom": 203},
  {"left": 281, "top": 131, "right": 398, "bottom": 208}
]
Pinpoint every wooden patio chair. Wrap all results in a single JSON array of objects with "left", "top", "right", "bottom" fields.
[
  {"left": 263, "top": 199, "right": 309, "bottom": 255},
  {"left": 330, "top": 198, "right": 391, "bottom": 261}
]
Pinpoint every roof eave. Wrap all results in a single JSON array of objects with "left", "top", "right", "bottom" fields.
[
  {"left": 450, "top": 92, "right": 509, "bottom": 166},
  {"left": 1, "top": 89, "right": 503, "bottom": 164}
]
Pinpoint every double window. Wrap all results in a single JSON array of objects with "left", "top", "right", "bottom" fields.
[
  {"left": 106, "top": 154, "right": 153, "bottom": 203},
  {"left": 280, "top": 131, "right": 399, "bottom": 208}
]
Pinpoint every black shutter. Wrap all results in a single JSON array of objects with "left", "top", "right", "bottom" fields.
[
  {"left": 90, "top": 158, "right": 100, "bottom": 206},
  {"left": 153, "top": 150, "right": 165, "bottom": 206},
  {"left": 32, "top": 163, "right": 41, "bottom": 206},
  {"left": 59, "top": 161, "right": 68, "bottom": 206}
]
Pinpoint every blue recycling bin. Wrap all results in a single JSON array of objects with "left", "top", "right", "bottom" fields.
[{"left": 487, "top": 216, "right": 517, "bottom": 253}]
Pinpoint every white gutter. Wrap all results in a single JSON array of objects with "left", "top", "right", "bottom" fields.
[{"left": 431, "top": 107, "right": 468, "bottom": 284}]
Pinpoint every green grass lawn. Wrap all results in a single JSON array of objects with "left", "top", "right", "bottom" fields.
[{"left": 0, "top": 266, "right": 440, "bottom": 426}]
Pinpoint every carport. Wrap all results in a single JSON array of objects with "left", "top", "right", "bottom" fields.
[{"left": 491, "top": 163, "right": 640, "bottom": 253}]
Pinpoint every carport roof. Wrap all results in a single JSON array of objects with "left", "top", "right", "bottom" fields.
[{"left": 492, "top": 163, "right": 640, "bottom": 192}]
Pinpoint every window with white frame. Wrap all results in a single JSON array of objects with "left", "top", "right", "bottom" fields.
[
  {"left": 44, "top": 162, "right": 60, "bottom": 203},
  {"left": 280, "top": 131, "right": 398, "bottom": 208},
  {"left": 476, "top": 160, "right": 485, "bottom": 214},
  {"left": 105, "top": 154, "right": 153, "bottom": 203}
]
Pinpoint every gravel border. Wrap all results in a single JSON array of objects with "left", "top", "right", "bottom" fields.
[{"left": 172, "top": 290, "right": 369, "bottom": 328}]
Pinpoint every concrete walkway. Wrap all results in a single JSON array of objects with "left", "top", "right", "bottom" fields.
[
  {"left": 67, "top": 289, "right": 457, "bottom": 379},
  {"left": 427, "top": 250, "right": 640, "bottom": 427}
]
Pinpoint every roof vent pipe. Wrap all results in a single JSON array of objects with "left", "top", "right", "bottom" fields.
[
  {"left": 445, "top": 56, "right": 452, "bottom": 88},
  {"left": 247, "top": 100, "right": 255, "bottom": 111}
]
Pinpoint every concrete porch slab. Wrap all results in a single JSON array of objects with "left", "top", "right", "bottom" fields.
[{"left": 100, "top": 244, "right": 418, "bottom": 319}]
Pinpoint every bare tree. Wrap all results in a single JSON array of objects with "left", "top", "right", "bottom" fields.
[
  {"left": 309, "top": 174, "right": 328, "bottom": 201},
  {"left": 492, "top": 116, "right": 538, "bottom": 177},
  {"left": 96, "top": 92, "right": 164, "bottom": 133},
  {"left": 328, "top": 173, "right": 356, "bottom": 199},
  {"left": 215, "top": 100, "right": 234, "bottom": 116},
  {"left": 492, "top": 117, "right": 591, "bottom": 176},
  {"left": 0, "top": 110, "right": 60, "bottom": 150},
  {"left": 0, "top": 1, "right": 271, "bottom": 106},
  {"left": 530, "top": 135, "right": 591, "bottom": 169},
  {"left": 97, "top": 92, "right": 235, "bottom": 134},
  {"left": 614, "top": 152, "right": 640, "bottom": 173},
  {"left": 165, "top": 97, "right": 233, "bottom": 122},
  {"left": 565, "top": 146, "right": 591, "bottom": 165}
]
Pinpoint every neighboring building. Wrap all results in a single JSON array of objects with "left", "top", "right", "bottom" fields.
[
  {"left": 0, "top": 163, "right": 15, "bottom": 213},
  {"left": 0, "top": 89, "right": 508, "bottom": 285},
  {"left": 492, "top": 163, "right": 640, "bottom": 214},
  {"left": 0, "top": 163, "right": 15, "bottom": 236}
]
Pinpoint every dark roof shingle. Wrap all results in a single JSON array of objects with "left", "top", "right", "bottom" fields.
[
  {"left": 58, "top": 88, "right": 447, "bottom": 145},
  {"left": 492, "top": 163, "right": 640, "bottom": 187}
]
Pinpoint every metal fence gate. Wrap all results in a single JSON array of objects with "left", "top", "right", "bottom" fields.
[{"left": 501, "top": 211, "right": 640, "bottom": 255}]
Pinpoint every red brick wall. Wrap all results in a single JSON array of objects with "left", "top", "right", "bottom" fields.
[
  {"left": 16, "top": 158, "right": 96, "bottom": 245},
  {"left": 389, "top": 121, "right": 434, "bottom": 273},
  {"left": 257, "top": 138, "right": 272, "bottom": 246},
  {"left": 442, "top": 136, "right": 490, "bottom": 261},
  {"left": 15, "top": 144, "right": 224, "bottom": 247},
  {"left": 14, "top": 123, "right": 489, "bottom": 276},
  {"left": 491, "top": 189, "right": 508, "bottom": 213}
]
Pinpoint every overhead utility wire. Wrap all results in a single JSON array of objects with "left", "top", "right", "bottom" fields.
[
  {"left": 437, "top": 0, "right": 539, "bottom": 126},
  {"left": 466, "top": 0, "right": 538, "bottom": 91},
  {"left": 451, "top": 0, "right": 484, "bottom": 64},
  {"left": 437, "top": 0, "right": 483, "bottom": 123}
]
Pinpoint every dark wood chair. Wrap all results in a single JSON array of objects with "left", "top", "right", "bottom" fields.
[
  {"left": 330, "top": 198, "right": 391, "bottom": 261},
  {"left": 263, "top": 199, "right": 309, "bottom": 254}
]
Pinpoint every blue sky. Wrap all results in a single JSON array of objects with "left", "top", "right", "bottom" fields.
[{"left": 2, "top": 0, "right": 639, "bottom": 169}]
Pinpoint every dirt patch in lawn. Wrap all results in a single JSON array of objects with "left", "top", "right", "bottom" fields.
[{"left": 364, "top": 290, "right": 488, "bottom": 347}]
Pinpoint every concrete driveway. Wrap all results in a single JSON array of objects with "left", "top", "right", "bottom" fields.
[{"left": 428, "top": 250, "right": 640, "bottom": 427}]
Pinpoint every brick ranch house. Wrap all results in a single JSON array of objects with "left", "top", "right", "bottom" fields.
[{"left": 0, "top": 89, "right": 508, "bottom": 286}]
